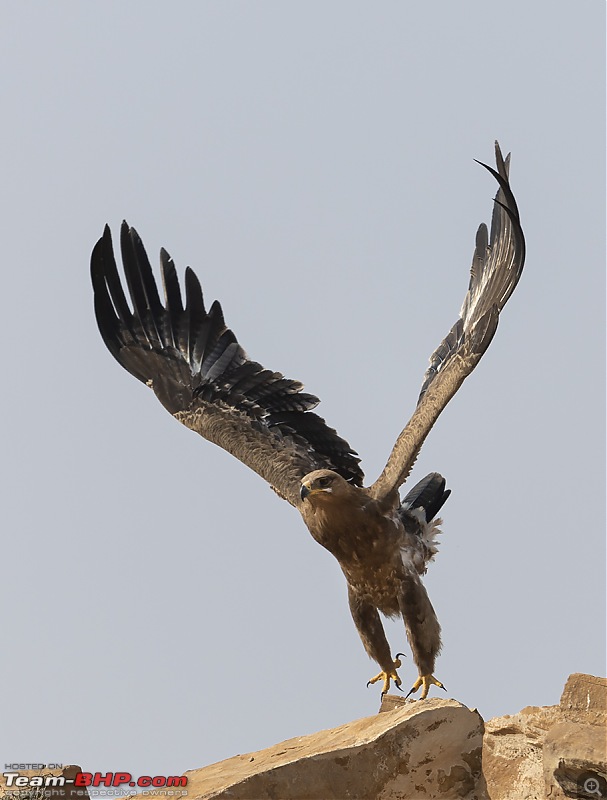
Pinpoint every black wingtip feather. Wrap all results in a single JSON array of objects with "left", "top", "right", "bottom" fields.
[
  {"left": 91, "top": 225, "right": 148, "bottom": 382},
  {"left": 91, "top": 224, "right": 364, "bottom": 486}
]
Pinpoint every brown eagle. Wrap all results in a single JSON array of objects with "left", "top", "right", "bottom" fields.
[{"left": 91, "top": 142, "right": 525, "bottom": 699}]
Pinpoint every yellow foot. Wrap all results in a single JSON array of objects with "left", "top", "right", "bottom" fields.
[
  {"left": 366, "top": 654, "right": 405, "bottom": 696},
  {"left": 405, "top": 674, "right": 446, "bottom": 700}
]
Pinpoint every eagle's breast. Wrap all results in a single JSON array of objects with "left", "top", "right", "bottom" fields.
[{"left": 301, "top": 492, "right": 406, "bottom": 615}]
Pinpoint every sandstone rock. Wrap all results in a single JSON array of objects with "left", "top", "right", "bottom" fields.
[
  {"left": 6, "top": 675, "right": 604, "bottom": 800},
  {"left": 560, "top": 672, "right": 607, "bottom": 727},
  {"left": 482, "top": 703, "right": 562, "bottom": 799},
  {"left": 177, "top": 674, "right": 605, "bottom": 799},
  {"left": 544, "top": 721, "right": 607, "bottom": 799},
  {"left": 483, "top": 673, "right": 606, "bottom": 800},
  {"left": 168, "top": 699, "right": 484, "bottom": 800}
]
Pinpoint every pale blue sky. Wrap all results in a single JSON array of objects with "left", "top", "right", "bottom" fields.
[{"left": 1, "top": 0, "right": 604, "bottom": 780}]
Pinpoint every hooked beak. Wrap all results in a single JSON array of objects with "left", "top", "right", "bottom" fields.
[{"left": 300, "top": 483, "right": 311, "bottom": 501}]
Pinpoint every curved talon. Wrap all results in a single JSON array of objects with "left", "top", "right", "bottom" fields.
[
  {"left": 366, "top": 655, "right": 404, "bottom": 695},
  {"left": 405, "top": 674, "right": 445, "bottom": 700}
]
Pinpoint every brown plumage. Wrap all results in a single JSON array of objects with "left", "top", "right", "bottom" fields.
[{"left": 91, "top": 142, "right": 525, "bottom": 698}]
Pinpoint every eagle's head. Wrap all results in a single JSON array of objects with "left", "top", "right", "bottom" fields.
[{"left": 300, "top": 469, "right": 355, "bottom": 503}]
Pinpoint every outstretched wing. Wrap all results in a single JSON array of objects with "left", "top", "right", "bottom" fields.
[
  {"left": 369, "top": 142, "right": 525, "bottom": 502},
  {"left": 91, "top": 223, "right": 363, "bottom": 507}
]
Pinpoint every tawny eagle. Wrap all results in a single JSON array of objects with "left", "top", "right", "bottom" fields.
[{"left": 91, "top": 142, "right": 525, "bottom": 699}]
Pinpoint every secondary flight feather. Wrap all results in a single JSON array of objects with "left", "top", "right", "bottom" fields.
[{"left": 92, "top": 142, "right": 525, "bottom": 698}]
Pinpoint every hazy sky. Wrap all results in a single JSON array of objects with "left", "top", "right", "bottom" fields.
[{"left": 1, "top": 0, "right": 604, "bottom": 781}]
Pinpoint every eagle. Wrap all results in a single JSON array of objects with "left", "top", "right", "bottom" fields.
[{"left": 91, "top": 142, "right": 525, "bottom": 699}]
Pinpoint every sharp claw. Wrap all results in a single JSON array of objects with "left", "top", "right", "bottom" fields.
[
  {"left": 441, "top": 684, "right": 447, "bottom": 692},
  {"left": 395, "top": 652, "right": 407, "bottom": 659},
  {"left": 405, "top": 675, "right": 445, "bottom": 700},
  {"left": 405, "top": 687, "right": 416, "bottom": 699},
  {"left": 368, "top": 657, "right": 409, "bottom": 695}
]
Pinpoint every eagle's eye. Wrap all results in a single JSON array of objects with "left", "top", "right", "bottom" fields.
[{"left": 318, "top": 476, "right": 332, "bottom": 488}]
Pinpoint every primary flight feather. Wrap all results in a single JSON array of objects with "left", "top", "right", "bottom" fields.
[{"left": 92, "top": 142, "right": 525, "bottom": 698}]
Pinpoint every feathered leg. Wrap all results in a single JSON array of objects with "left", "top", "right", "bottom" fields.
[
  {"left": 398, "top": 569, "right": 445, "bottom": 699},
  {"left": 347, "top": 586, "right": 403, "bottom": 695}
]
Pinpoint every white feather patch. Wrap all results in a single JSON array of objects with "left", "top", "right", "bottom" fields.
[{"left": 400, "top": 516, "right": 444, "bottom": 575}]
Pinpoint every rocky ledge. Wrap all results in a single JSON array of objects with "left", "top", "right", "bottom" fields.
[
  {"left": 163, "top": 673, "right": 606, "bottom": 800},
  {"left": 2, "top": 674, "right": 604, "bottom": 800}
]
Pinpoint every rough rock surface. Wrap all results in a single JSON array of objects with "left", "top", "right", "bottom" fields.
[
  {"left": 177, "top": 698, "right": 484, "bottom": 799},
  {"left": 483, "top": 673, "right": 606, "bottom": 800},
  {"left": 163, "top": 674, "right": 605, "bottom": 800},
  {"left": 3, "top": 675, "right": 604, "bottom": 800}
]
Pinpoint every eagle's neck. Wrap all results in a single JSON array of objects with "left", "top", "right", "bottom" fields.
[{"left": 300, "top": 488, "right": 395, "bottom": 564}]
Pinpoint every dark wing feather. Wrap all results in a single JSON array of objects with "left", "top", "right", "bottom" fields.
[
  {"left": 369, "top": 142, "right": 525, "bottom": 502},
  {"left": 91, "top": 222, "right": 363, "bottom": 507},
  {"left": 401, "top": 472, "right": 450, "bottom": 523}
]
